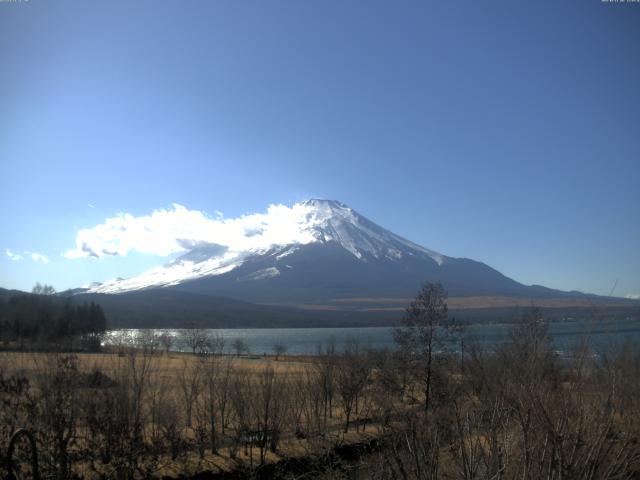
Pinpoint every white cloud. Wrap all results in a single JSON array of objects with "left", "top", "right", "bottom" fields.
[
  {"left": 64, "top": 203, "right": 319, "bottom": 259},
  {"left": 31, "top": 252, "right": 49, "bottom": 263},
  {"left": 88, "top": 203, "right": 95, "bottom": 209},
  {"left": 5, "top": 249, "right": 23, "bottom": 261},
  {"left": 5, "top": 249, "right": 49, "bottom": 263},
  {"left": 626, "top": 294, "right": 640, "bottom": 300}
]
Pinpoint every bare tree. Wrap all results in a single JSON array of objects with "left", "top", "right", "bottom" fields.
[
  {"left": 158, "top": 331, "right": 173, "bottom": 356},
  {"left": 207, "top": 333, "right": 226, "bottom": 355},
  {"left": 229, "top": 370, "right": 254, "bottom": 463},
  {"left": 178, "top": 358, "right": 202, "bottom": 428},
  {"left": 32, "top": 283, "right": 56, "bottom": 295},
  {"left": 315, "top": 337, "right": 337, "bottom": 434},
  {"left": 336, "top": 337, "right": 371, "bottom": 433},
  {"left": 197, "top": 352, "right": 228, "bottom": 454},
  {"left": 232, "top": 337, "right": 249, "bottom": 357},
  {"left": 181, "top": 328, "right": 210, "bottom": 355},
  {"left": 272, "top": 341, "right": 287, "bottom": 360},
  {"left": 394, "top": 282, "right": 452, "bottom": 412},
  {"left": 252, "top": 366, "right": 289, "bottom": 463},
  {"left": 216, "top": 356, "right": 234, "bottom": 436},
  {"left": 127, "top": 332, "right": 160, "bottom": 472},
  {"left": 35, "top": 354, "right": 80, "bottom": 479},
  {"left": 299, "top": 368, "right": 326, "bottom": 437}
]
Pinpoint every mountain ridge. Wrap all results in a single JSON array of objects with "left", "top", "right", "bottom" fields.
[
  {"left": 73, "top": 199, "right": 613, "bottom": 309},
  {"left": 85, "top": 199, "right": 449, "bottom": 295}
]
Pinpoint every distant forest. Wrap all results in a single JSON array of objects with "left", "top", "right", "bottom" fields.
[{"left": 0, "top": 284, "right": 107, "bottom": 350}]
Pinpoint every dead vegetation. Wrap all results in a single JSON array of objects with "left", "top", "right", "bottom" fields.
[{"left": 0, "top": 285, "right": 639, "bottom": 479}]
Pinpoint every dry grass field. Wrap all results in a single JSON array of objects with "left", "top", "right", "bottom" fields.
[
  {"left": 2, "top": 315, "right": 640, "bottom": 479},
  {"left": 0, "top": 350, "right": 311, "bottom": 378},
  {"left": 0, "top": 346, "right": 391, "bottom": 479}
]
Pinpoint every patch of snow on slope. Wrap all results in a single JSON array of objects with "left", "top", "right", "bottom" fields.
[
  {"left": 238, "top": 267, "right": 280, "bottom": 282},
  {"left": 276, "top": 246, "right": 299, "bottom": 260},
  {"left": 91, "top": 251, "right": 246, "bottom": 293}
]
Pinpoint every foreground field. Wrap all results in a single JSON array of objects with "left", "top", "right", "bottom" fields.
[
  {"left": 2, "top": 319, "right": 640, "bottom": 479},
  {"left": 1, "top": 344, "right": 399, "bottom": 479}
]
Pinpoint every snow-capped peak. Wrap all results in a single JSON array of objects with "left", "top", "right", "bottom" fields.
[
  {"left": 86, "top": 200, "right": 445, "bottom": 294},
  {"left": 300, "top": 199, "right": 445, "bottom": 264}
]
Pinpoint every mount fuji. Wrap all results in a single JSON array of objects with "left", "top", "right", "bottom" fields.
[{"left": 78, "top": 200, "right": 583, "bottom": 312}]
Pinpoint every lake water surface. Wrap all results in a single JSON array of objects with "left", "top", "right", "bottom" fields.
[{"left": 108, "top": 317, "right": 640, "bottom": 355}]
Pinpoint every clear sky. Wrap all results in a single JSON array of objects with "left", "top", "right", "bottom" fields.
[{"left": 1, "top": 0, "right": 639, "bottom": 297}]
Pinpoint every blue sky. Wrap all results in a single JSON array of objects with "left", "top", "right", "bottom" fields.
[{"left": 1, "top": 0, "right": 639, "bottom": 297}]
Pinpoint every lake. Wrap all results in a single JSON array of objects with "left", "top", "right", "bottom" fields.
[{"left": 107, "top": 317, "right": 640, "bottom": 355}]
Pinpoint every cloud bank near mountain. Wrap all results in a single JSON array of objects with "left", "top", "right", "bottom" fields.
[{"left": 64, "top": 203, "right": 318, "bottom": 259}]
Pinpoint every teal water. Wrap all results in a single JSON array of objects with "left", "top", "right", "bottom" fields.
[{"left": 107, "top": 317, "right": 640, "bottom": 355}]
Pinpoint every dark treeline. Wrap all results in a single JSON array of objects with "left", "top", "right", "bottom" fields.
[{"left": 0, "top": 284, "right": 107, "bottom": 351}]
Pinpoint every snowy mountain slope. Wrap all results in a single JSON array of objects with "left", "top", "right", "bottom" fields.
[
  {"left": 83, "top": 199, "right": 579, "bottom": 304},
  {"left": 298, "top": 199, "right": 445, "bottom": 264},
  {"left": 88, "top": 199, "right": 447, "bottom": 294}
]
